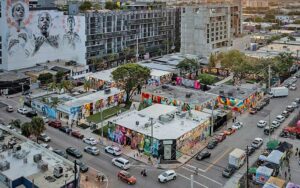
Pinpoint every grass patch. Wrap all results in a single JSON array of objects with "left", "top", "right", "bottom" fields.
[
  {"left": 77, "top": 123, "right": 89, "bottom": 129},
  {"left": 87, "top": 103, "right": 131, "bottom": 123}
]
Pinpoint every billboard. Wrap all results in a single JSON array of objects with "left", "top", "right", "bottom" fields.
[{"left": 4, "top": 0, "right": 86, "bottom": 70}]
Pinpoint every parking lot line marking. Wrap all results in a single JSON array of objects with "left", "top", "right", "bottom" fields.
[
  {"left": 204, "top": 147, "right": 232, "bottom": 172},
  {"left": 177, "top": 173, "right": 209, "bottom": 188},
  {"left": 185, "top": 164, "right": 206, "bottom": 172}
]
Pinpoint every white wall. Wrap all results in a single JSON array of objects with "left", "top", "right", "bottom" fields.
[{"left": 3, "top": 0, "right": 86, "bottom": 70}]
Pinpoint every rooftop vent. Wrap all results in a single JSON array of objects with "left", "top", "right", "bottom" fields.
[
  {"left": 219, "top": 90, "right": 224, "bottom": 95},
  {"left": 159, "top": 114, "right": 174, "bottom": 122},
  {"left": 53, "top": 166, "right": 63, "bottom": 178},
  {"left": 228, "top": 92, "right": 233, "bottom": 97},
  {"left": 38, "top": 161, "right": 49, "bottom": 172},
  {"left": 33, "top": 154, "right": 42, "bottom": 163},
  {"left": 0, "top": 161, "right": 10, "bottom": 171}
]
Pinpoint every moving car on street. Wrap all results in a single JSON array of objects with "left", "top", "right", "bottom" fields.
[
  {"left": 83, "top": 137, "right": 97, "bottom": 146},
  {"left": 223, "top": 128, "right": 236, "bottom": 135},
  {"left": 48, "top": 120, "right": 62, "bottom": 128},
  {"left": 251, "top": 138, "right": 263, "bottom": 148},
  {"left": 84, "top": 146, "right": 100, "bottom": 156},
  {"left": 117, "top": 170, "right": 137, "bottom": 185},
  {"left": 38, "top": 133, "right": 51, "bottom": 142},
  {"left": 25, "top": 111, "right": 37, "bottom": 118},
  {"left": 59, "top": 126, "right": 72, "bottom": 134},
  {"left": 249, "top": 108, "right": 257, "bottom": 114},
  {"left": 66, "top": 147, "right": 82, "bottom": 158},
  {"left": 275, "top": 115, "right": 285, "bottom": 123},
  {"left": 271, "top": 121, "right": 280, "bottom": 129},
  {"left": 196, "top": 151, "right": 211, "bottom": 160},
  {"left": 6, "top": 106, "right": 14, "bottom": 112},
  {"left": 76, "top": 160, "right": 89, "bottom": 173},
  {"left": 222, "top": 166, "right": 235, "bottom": 178},
  {"left": 105, "top": 146, "right": 122, "bottom": 156},
  {"left": 17, "top": 108, "right": 28, "bottom": 114},
  {"left": 71, "top": 130, "right": 84, "bottom": 139},
  {"left": 112, "top": 157, "right": 130, "bottom": 170},
  {"left": 257, "top": 120, "right": 267, "bottom": 128},
  {"left": 264, "top": 126, "right": 274, "bottom": 135},
  {"left": 207, "top": 139, "right": 218, "bottom": 149},
  {"left": 53, "top": 149, "right": 68, "bottom": 159},
  {"left": 232, "top": 122, "right": 243, "bottom": 130},
  {"left": 158, "top": 170, "right": 177, "bottom": 183}
]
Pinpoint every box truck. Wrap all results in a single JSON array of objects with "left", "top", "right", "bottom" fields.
[
  {"left": 228, "top": 148, "right": 246, "bottom": 169},
  {"left": 269, "top": 87, "right": 288, "bottom": 97}
]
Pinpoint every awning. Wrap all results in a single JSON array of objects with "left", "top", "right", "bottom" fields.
[
  {"left": 267, "top": 140, "right": 279, "bottom": 150},
  {"left": 266, "top": 150, "right": 284, "bottom": 165}
]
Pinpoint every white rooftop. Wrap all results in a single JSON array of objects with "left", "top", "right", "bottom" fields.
[
  {"left": 86, "top": 68, "right": 117, "bottom": 82},
  {"left": 150, "top": 69, "right": 172, "bottom": 78},
  {"left": 62, "top": 87, "right": 123, "bottom": 108},
  {"left": 109, "top": 104, "right": 211, "bottom": 140}
]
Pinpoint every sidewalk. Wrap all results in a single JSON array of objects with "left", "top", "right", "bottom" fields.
[{"left": 80, "top": 167, "right": 108, "bottom": 188}]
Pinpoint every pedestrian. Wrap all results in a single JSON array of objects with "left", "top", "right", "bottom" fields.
[
  {"left": 285, "top": 171, "right": 287, "bottom": 179},
  {"left": 298, "top": 151, "right": 300, "bottom": 157},
  {"left": 101, "top": 175, "right": 105, "bottom": 182},
  {"left": 296, "top": 148, "right": 299, "bottom": 156},
  {"left": 289, "top": 175, "right": 291, "bottom": 181},
  {"left": 288, "top": 167, "right": 290, "bottom": 173},
  {"left": 232, "top": 118, "right": 234, "bottom": 123}
]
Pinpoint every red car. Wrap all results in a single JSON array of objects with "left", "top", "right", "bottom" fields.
[
  {"left": 71, "top": 130, "right": 84, "bottom": 139},
  {"left": 223, "top": 128, "right": 236, "bottom": 136},
  {"left": 215, "top": 133, "right": 226, "bottom": 142},
  {"left": 117, "top": 170, "right": 137, "bottom": 185},
  {"left": 48, "top": 120, "right": 62, "bottom": 128}
]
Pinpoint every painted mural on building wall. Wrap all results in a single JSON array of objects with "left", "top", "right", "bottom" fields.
[{"left": 5, "top": 0, "right": 86, "bottom": 70}]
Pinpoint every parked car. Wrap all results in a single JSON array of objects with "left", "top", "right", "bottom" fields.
[
  {"left": 262, "top": 97, "right": 270, "bottom": 105},
  {"left": 255, "top": 104, "right": 264, "bottom": 111},
  {"left": 207, "top": 139, "right": 218, "bottom": 149},
  {"left": 232, "top": 122, "right": 243, "bottom": 130},
  {"left": 105, "top": 146, "right": 122, "bottom": 156},
  {"left": 281, "top": 111, "right": 290, "bottom": 118},
  {"left": 112, "top": 157, "right": 130, "bottom": 170},
  {"left": 257, "top": 120, "right": 267, "bottom": 128},
  {"left": 66, "top": 147, "right": 82, "bottom": 158},
  {"left": 222, "top": 166, "right": 235, "bottom": 178},
  {"left": 196, "top": 151, "right": 211, "bottom": 160},
  {"left": 294, "top": 98, "right": 300, "bottom": 104},
  {"left": 264, "top": 126, "right": 274, "bottom": 135},
  {"left": 38, "top": 133, "right": 51, "bottom": 142},
  {"left": 215, "top": 133, "right": 226, "bottom": 142},
  {"left": 75, "top": 160, "right": 89, "bottom": 173},
  {"left": 251, "top": 138, "right": 263, "bottom": 149},
  {"left": 246, "top": 146, "right": 255, "bottom": 156},
  {"left": 279, "top": 130, "right": 289, "bottom": 138},
  {"left": 84, "top": 146, "right": 100, "bottom": 155},
  {"left": 59, "top": 126, "right": 72, "bottom": 134},
  {"left": 291, "top": 102, "right": 299, "bottom": 109},
  {"left": 24, "top": 101, "right": 31, "bottom": 108},
  {"left": 271, "top": 121, "right": 280, "bottom": 129},
  {"left": 71, "top": 130, "right": 84, "bottom": 139},
  {"left": 40, "top": 143, "right": 53, "bottom": 151},
  {"left": 48, "top": 120, "right": 62, "bottom": 128},
  {"left": 286, "top": 105, "right": 294, "bottom": 113},
  {"left": 83, "top": 137, "right": 98, "bottom": 146},
  {"left": 25, "top": 111, "right": 37, "bottom": 118},
  {"left": 17, "top": 108, "right": 28, "bottom": 114},
  {"left": 249, "top": 108, "right": 257, "bottom": 114},
  {"left": 117, "top": 170, "right": 137, "bottom": 185},
  {"left": 6, "top": 106, "right": 14, "bottom": 112},
  {"left": 158, "top": 170, "right": 177, "bottom": 183},
  {"left": 53, "top": 149, "right": 68, "bottom": 159},
  {"left": 223, "top": 128, "right": 236, "bottom": 135},
  {"left": 275, "top": 115, "right": 285, "bottom": 123}
]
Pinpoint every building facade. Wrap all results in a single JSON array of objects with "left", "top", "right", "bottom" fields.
[
  {"left": 85, "top": 4, "right": 179, "bottom": 69},
  {"left": 180, "top": 3, "right": 242, "bottom": 57}
]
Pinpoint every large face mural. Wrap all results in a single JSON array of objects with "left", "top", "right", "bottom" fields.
[{"left": 5, "top": 0, "right": 86, "bottom": 70}]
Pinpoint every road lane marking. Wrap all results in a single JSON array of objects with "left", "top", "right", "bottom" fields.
[
  {"left": 177, "top": 173, "right": 209, "bottom": 188},
  {"left": 204, "top": 147, "right": 232, "bottom": 172},
  {"left": 185, "top": 164, "right": 206, "bottom": 172}
]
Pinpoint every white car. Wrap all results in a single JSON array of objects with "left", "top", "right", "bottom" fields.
[
  {"left": 232, "top": 122, "right": 243, "bottom": 130},
  {"left": 275, "top": 115, "right": 285, "bottom": 123},
  {"left": 158, "top": 170, "right": 177, "bottom": 183},
  {"left": 6, "top": 125, "right": 16, "bottom": 132},
  {"left": 40, "top": 143, "right": 53, "bottom": 151},
  {"left": 17, "top": 108, "right": 28, "bottom": 114},
  {"left": 271, "top": 121, "right": 280, "bottom": 128},
  {"left": 257, "top": 120, "right": 267, "bottom": 128},
  {"left": 39, "top": 133, "right": 51, "bottom": 142},
  {"left": 105, "top": 146, "right": 122, "bottom": 156},
  {"left": 83, "top": 137, "right": 98, "bottom": 146},
  {"left": 251, "top": 138, "right": 263, "bottom": 149},
  {"left": 291, "top": 102, "right": 299, "bottom": 109},
  {"left": 84, "top": 146, "right": 100, "bottom": 155},
  {"left": 289, "top": 85, "right": 297, "bottom": 90}
]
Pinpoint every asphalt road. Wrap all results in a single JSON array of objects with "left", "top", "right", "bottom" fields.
[{"left": 0, "top": 78, "right": 299, "bottom": 188}]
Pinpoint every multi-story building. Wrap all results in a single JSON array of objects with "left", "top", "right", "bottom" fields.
[
  {"left": 180, "top": 3, "right": 242, "bottom": 57},
  {"left": 243, "top": 0, "right": 269, "bottom": 8},
  {"left": 85, "top": 2, "right": 179, "bottom": 69}
]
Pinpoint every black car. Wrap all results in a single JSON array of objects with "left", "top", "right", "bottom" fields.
[
  {"left": 255, "top": 104, "right": 264, "bottom": 111},
  {"left": 53, "top": 149, "right": 68, "bottom": 159},
  {"left": 59, "top": 126, "right": 72, "bottom": 134},
  {"left": 24, "top": 101, "right": 32, "bottom": 108},
  {"left": 246, "top": 146, "right": 255, "bottom": 156},
  {"left": 262, "top": 97, "right": 270, "bottom": 105},
  {"left": 75, "top": 160, "right": 89, "bottom": 173},
  {"left": 207, "top": 140, "right": 218, "bottom": 149},
  {"left": 196, "top": 151, "right": 211, "bottom": 160},
  {"left": 279, "top": 131, "right": 289, "bottom": 138},
  {"left": 25, "top": 111, "right": 37, "bottom": 118},
  {"left": 222, "top": 166, "right": 235, "bottom": 178},
  {"left": 66, "top": 147, "right": 82, "bottom": 158}
]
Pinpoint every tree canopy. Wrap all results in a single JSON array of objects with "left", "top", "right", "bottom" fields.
[
  {"left": 31, "top": 117, "right": 45, "bottom": 143},
  {"left": 79, "top": 1, "right": 92, "bottom": 11},
  {"left": 21, "top": 122, "right": 32, "bottom": 138},
  {"left": 38, "top": 73, "right": 53, "bottom": 85},
  {"left": 112, "top": 63, "right": 150, "bottom": 103},
  {"left": 198, "top": 74, "right": 216, "bottom": 85},
  {"left": 176, "top": 58, "right": 199, "bottom": 75}
]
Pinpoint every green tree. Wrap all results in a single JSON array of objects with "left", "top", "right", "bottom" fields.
[
  {"left": 31, "top": 117, "right": 45, "bottom": 143},
  {"left": 83, "top": 79, "right": 91, "bottom": 92},
  {"left": 294, "top": 20, "right": 300, "bottom": 24},
  {"left": 38, "top": 73, "right": 53, "bottom": 85},
  {"left": 9, "top": 119, "right": 21, "bottom": 128},
  {"left": 176, "top": 58, "right": 199, "bottom": 76},
  {"left": 21, "top": 122, "right": 32, "bottom": 138},
  {"left": 79, "top": 1, "right": 92, "bottom": 11},
  {"left": 105, "top": 1, "right": 118, "bottom": 10},
  {"left": 208, "top": 54, "right": 217, "bottom": 68},
  {"left": 50, "top": 97, "right": 60, "bottom": 108},
  {"left": 139, "top": 45, "right": 146, "bottom": 55},
  {"left": 48, "top": 82, "right": 57, "bottom": 92},
  {"left": 55, "top": 71, "right": 65, "bottom": 83},
  {"left": 112, "top": 63, "right": 150, "bottom": 103},
  {"left": 274, "top": 52, "right": 294, "bottom": 77},
  {"left": 198, "top": 74, "right": 216, "bottom": 85},
  {"left": 62, "top": 80, "right": 74, "bottom": 94},
  {"left": 123, "top": 47, "right": 131, "bottom": 62}
]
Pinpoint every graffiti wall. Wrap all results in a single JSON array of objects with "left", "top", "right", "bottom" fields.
[{"left": 4, "top": 0, "right": 86, "bottom": 70}]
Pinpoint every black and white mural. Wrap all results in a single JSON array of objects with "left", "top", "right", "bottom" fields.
[{"left": 4, "top": 0, "right": 86, "bottom": 70}]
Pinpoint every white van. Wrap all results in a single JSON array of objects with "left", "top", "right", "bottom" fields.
[{"left": 112, "top": 157, "right": 130, "bottom": 170}]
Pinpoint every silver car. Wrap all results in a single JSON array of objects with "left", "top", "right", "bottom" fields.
[{"left": 84, "top": 146, "right": 100, "bottom": 155}]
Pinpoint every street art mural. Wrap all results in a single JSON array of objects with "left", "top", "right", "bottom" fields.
[{"left": 4, "top": 0, "right": 86, "bottom": 70}]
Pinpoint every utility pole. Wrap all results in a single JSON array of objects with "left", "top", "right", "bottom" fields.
[
  {"left": 100, "top": 107, "right": 104, "bottom": 144},
  {"left": 136, "top": 35, "right": 139, "bottom": 63},
  {"left": 268, "top": 113, "right": 271, "bottom": 142},
  {"left": 74, "top": 160, "right": 78, "bottom": 188},
  {"left": 191, "top": 174, "right": 194, "bottom": 188},
  {"left": 268, "top": 65, "right": 271, "bottom": 92},
  {"left": 150, "top": 117, "right": 154, "bottom": 153},
  {"left": 245, "top": 146, "right": 249, "bottom": 188},
  {"left": 211, "top": 100, "right": 215, "bottom": 136}
]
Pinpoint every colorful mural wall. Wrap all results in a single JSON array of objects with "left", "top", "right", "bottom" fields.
[
  {"left": 31, "top": 100, "right": 57, "bottom": 119},
  {"left": 141, "top": 92, "right": 216, "bottom": 112}
]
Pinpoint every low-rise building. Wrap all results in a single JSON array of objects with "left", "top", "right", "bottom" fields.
[
  {"left": 0, "top": 125, "right": 79, "bottom": 188},
  {"left": 108, "top": 104, "right": 211, "bottom": 160}
]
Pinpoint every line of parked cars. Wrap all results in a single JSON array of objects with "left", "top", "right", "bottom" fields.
[{"left": 249, "top": 97, "right": 270, "bottom": 114}]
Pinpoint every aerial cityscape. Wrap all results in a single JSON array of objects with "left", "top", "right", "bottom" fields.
[{"left": 0, "top": 0, "right": 299, "bottom": 188}]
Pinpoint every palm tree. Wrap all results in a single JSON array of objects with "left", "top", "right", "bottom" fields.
[
  {"left": 61, "top": 80, "right": 74, "bottom": 94},
  {"left": 21, "top": 122, "right": 32, "bottom": 138},
  {"left": 83, "top": 79, "right": 91, "bottom": 92},
  {"left": 50, "top": 97, "right": 60, "bottom": 108},
  {"left": 31, "top": 117, "right": 45, "bottom": 143},
  {"left": 49, "top": 82, "right": 57, "bottom": 92}
]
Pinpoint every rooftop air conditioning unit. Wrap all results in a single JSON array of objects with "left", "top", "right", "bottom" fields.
[
  {"left": 53, "top": 166, "right": 63, "bottom": 178},
  {"left": 136, "top": 121, "right": 139, "bottom": 126},
  {"left": 104, "top": 88, "right": 111, "bottom": 94},
  {"left": 228, "top": 92, "right": 233, "bottom": 97},
  {"left": 38, "top": 161, "right": 48, "bottom": 171},
  {"left": 186, "top": 93, "right": 192, "bottom": 98},
  {"left": 162, "top": 85, "right": 169, "bottom": 89},
  {"left": 0, "top": 161, "right": 10, "bottom": 171},
  {"left": 33, "top": 154, "right": 42, "bottom": 163}
]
